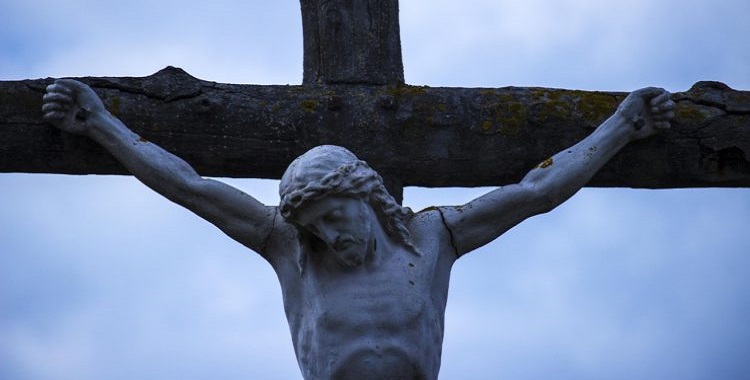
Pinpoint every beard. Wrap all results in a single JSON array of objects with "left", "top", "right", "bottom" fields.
[{"left": 332, "top": 237, "right": 369, "bottom": 267}]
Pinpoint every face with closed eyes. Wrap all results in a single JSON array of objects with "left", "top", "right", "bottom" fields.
[{"left": 293, "top": 196, "right": 375, "bottom": 268}]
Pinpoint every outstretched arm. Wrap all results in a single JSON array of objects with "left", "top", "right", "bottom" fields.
[
  {"left": 441, "top": 87, "right": 675, "bottom": 256},
  {"left": 42, "top": 79, "right": 276, "bottom": 256}
]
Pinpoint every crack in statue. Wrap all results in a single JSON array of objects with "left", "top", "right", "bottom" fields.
[{"left": 42, "top": 79, "right": 674, "bottom": 380}]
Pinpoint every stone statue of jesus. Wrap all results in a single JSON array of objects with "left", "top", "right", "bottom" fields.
[{"left": 42, "top": 79, "right": 674, "bottom": 379}]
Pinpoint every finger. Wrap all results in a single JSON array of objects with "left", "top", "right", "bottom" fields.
[
  {"left": 651, "top": 100, "right": 675, "bottom": 114},
  {"left": 42, "top": 102, "right": 70, "bottom": 113},
  {"left": 635, "top": 87, "right": 666, "bottom": 100},
  {"left": 653, "top": 111, "right": 675, "bottom": 121},
  {"left": 43, "top": 92, "right": 73, "bottom": 105},
  {"left": 654, "top": 121, "right": 671, "bottom": 130},
  {"left": 46, "top": 83, "right": 73, "bottom": 96},
  {"left": 661, "top": 100, "right": 675, "bottom": 110},
  {"left": 43, "top": 111, "right": 66, "bottom": 121},
  {"left": 649, "top": 91, "right": 671, "bottom": 106}
]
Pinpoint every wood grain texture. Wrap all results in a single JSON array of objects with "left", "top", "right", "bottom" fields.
[{"left": 2, "top": 67, "right": 748, "bottom": 188}]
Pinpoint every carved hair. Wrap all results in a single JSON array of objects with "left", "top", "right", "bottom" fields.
[{"left": 279, "top": 146, "right": 419, "bottom": 258}]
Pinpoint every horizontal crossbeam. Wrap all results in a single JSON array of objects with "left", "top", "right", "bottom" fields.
[{"left": 1, "top": 67, "right": 748, "bottom": 188}]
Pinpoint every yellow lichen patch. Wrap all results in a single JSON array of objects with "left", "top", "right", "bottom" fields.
[
  {"left": 109, "top": 97, "right": 121, "bottom": 116},
  {"left": 498, "top": 102, "right": 525, "bottom": 135},
  {"left": 419, "top": 206, "right": 439, "bottom": 213},
  {"left": 530, "top": 88, "right": 550, "bottom": 100},
  {"left": 532, "top": 90, "right": 618, "bottom": 126},
  {"left": 538, "top": 157, "right": 554, "bottom": 169},
  {"left": 674, "top": 102, "right": 723, "bottom": 124},
  {"left": 387, "top": 84, "right": 428, "bottom": 97},
  {"left": 528, "top": 90, "right": 572, "bottom": 123},
  {"left": 573, "top": 91, "right": 619, "bottom": 125},
  {"left": 452, "top": 205, "right": 468, "bottom": 213},
  {"left": 301, "top": 99, "right": 318, "bottom": 112},
  {"left": 538, "top": 99, "right": 570, "bottom": 121},
  {"left": 478, "top": 91, "right": 527, "bottom": 135},
  {"left": 675, "top": 105, "right": 704, "bottom": 122}
]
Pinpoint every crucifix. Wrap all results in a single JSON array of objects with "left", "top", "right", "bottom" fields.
[{"left": 2, "top": 1, "right": 749, "bottom": 379}]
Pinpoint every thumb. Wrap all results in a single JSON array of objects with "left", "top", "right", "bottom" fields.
[{"left": 634, "top": 86, "right": 666, "bottom": 101}]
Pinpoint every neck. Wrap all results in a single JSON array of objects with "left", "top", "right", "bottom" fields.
[
  {"left": 322, "top": 221, "right": 399, "bottom": 272},
  {"left": 365, "top": 224, "right": 398, "bottom": 268}
]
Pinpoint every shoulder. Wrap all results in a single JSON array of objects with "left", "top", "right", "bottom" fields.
[
  {"left": 407, "top": 207, "right": 458, "bottom": 260},
  {"left": 407, "top": 207, "right": 444, "bottom": 230},
  {"left": 260, "top": 209, "right": 302, "bottom": 270}
]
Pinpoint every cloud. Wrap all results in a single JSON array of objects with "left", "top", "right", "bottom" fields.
[
  {"left": 400, "top": 0, "right": 750, "bottom": 90},
  {"left": 0, "top": 0, "right": 303, "bottom": 83}
]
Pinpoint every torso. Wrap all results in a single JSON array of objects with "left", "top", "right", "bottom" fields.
[{"left": 266, "top": 209, "right": 455, "bottom": 380}]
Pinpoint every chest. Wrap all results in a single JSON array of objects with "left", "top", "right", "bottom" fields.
[{"left": 309, "top": 257, "right": 432, "bottom": 334}]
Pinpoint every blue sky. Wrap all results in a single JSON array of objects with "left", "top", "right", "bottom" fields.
[{"left": 1, "top": 1, "right": 749, "bottom": 379}]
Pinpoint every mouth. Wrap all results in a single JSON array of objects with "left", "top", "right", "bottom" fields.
[
  {"left": 332, "top": 239, "right": 366, "bottom": 267},
  {"left": 333, "top": 238, "right": 356, "bottom": 252},
  {"left": 339, "top": 252, "right": 365, "bottom": 267}
]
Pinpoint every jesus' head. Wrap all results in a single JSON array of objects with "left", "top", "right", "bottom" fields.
[{"left": 279, "top": 145, "right": 418, "bottom": 267}]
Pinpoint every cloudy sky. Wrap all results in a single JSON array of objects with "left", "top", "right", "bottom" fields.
[{"left": 1, "top": 1, "right": 749, "bottom": 379}]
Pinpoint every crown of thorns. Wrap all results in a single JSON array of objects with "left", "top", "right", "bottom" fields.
[{"left": 279, "top": 160, "right": 382, "bottom": 219}]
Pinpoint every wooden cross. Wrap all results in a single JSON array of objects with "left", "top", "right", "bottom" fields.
[{"left": 1, "top": 0, "right": 748, "bottom": 199}]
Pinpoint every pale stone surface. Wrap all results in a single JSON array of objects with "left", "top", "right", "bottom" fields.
[{"left": 42, "top": 79, "right": 674, "bottom": 379}]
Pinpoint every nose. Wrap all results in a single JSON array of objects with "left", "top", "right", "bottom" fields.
[{"left": 317, "top": 224, "right": 338, "bottom": 246}]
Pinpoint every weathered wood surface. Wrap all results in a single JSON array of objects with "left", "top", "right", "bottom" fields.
[
  {"left": 301, "top": 0, "right": 403, "bottom": 84},
  {"left": 1, "top": 67, "right": 748, "bottom": 188}
]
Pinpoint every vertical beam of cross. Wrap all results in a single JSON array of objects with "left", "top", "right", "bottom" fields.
[
  {"left": 300, "top": 0, "right": 406, "bottom": 201},
  {"left": 301, "top": 0, "right": 404, "bottom": 85}
]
